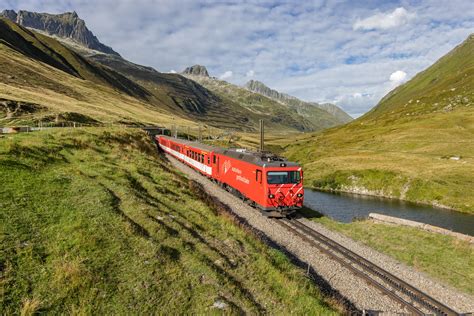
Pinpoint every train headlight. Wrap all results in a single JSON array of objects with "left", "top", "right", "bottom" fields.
[
  {"left": 297, "top": 193, "right": 303, "bottom": 198},
  {"left": 268, "top": 194, "right": 275, "bottom": 199}
]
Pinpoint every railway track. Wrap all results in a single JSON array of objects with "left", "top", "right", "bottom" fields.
[{"left": 274, "top": 217, "right": 460, "bottom": 316}]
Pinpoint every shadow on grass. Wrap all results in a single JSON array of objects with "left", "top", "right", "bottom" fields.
[{"left": 102, "top": 185, "right": 151, "bottom": 239}]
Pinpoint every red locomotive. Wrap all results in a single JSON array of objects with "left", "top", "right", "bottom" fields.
[{"left": 156, "top": 135, "right": 303, "bottom": 217}]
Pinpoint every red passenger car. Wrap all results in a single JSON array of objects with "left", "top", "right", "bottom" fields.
[{"left": 156, "top": 135, "right": 303, "bottom": 217}]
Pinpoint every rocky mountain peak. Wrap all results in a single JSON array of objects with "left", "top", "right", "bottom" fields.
[
  {"left": 181, "top": 65, "right": 209, "bottom": 77},
  {"left": 245, "top": 80, "right": 291, "bottom": 100},
  {"left": 1, "top": 9, "right": 17, "bottom": 21},
  {"left": 0, "top": 9, "right": 120, "bottom": 56},
  {"left": 246, "top": 79, "right": 352, "bottom": 123}
]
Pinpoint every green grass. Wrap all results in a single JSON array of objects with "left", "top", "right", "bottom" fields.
[
  {"left": 0, "top": 128, "right": 338, "bottom": 314},
  {"left": 302, "top": 214, "right": 474, "bottom": 295}
]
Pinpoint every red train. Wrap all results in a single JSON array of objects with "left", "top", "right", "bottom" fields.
[{"left": 156, "top": 135, "right": 304, "bottom": 217}]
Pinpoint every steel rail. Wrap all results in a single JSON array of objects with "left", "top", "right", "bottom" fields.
[
  {"left": 288, "top": 219, "right": 458, "bottom": 315},
  {"left": 276, "top": 218, "right": 459, "bottom": 316},
  {"left": 273, "top": 219, "right": 424, "bottom": 315}
]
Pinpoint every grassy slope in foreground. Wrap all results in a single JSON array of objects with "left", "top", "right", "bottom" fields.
[
  {"left": 0, "top": 128, "right": 337, "bottom": 314},
  {"left": 285, "top": 35, "right": 474, "bottom": 213},
  {"left": 301, "top": 211, "right": 474, "bottom": 295}
]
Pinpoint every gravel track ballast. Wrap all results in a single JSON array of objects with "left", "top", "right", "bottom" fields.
[{"left": 168, "top": 155, "right": 474, "bottom": 314}]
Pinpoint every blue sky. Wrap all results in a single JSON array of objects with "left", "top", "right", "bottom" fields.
[{"left": 2, "top": 0, "right": 474, "bottom": 117}]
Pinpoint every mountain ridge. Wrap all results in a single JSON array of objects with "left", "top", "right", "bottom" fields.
[
  {"left": 0, "top": 16, "right": 304, "bottom": 132},
  {"left": 245, "top": 79, "right": 352, "bottom": 123},
  {"left": 0, "top": 9, "right": 120, "bottom": 56},
  {"left": 182, "top": 68, "right": 352, "bottom": 132}
]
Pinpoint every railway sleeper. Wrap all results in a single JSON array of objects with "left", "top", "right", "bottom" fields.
[{"left": 285, "top": 219, "right": 459, "bottom": 316}]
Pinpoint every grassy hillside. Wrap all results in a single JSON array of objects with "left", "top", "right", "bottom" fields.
[
  {"left": 0, "top": 18, "right": 258, "bottom": 132},
  {"left": 364, "top": 34, "right": 474, "bottom": 119},
  {"left": 285, "top": 34, "right": 474, "bottom": 213},
  {"left": 0, "top": 18, "right": 200, "bottom": 128},
  {"left": 89, "top": 55, "right": 260, "bottom": 131},
  {"left": 0, "top": 128, "right": 338, "bottom": 314},
  {"left": 0, "top": 19, "right": 149, "bottom": 100}
]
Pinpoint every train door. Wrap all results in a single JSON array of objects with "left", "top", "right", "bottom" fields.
[
  {"left": 255, "top": 169, "right": 263, "bottom": 204},
  {"left": 215, "top": 155, "right": 220, "bottom": 177}
]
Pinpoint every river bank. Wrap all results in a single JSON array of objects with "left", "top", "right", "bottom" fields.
[
  {"left": 303, "top": 189, "right": 474, "bottom": 236},
  {"left": 311, "top": 185, "right": 458, "bottom": 212}
]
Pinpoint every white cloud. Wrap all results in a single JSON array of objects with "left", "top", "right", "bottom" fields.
[
  {"left": 219, "top": 70, "right": 233, "bottom": 80},
  {"left": 246, "top": 70, "right": 255, "bottom": 77},
  {"left": 389, "top": 70, "right": 407, "bottom": 84},
  {"left": 353, "top": 7, "right": 415, "bottom": 31},
  {"left": 5, "top": 0, "right": 474, "bottom": 117}
]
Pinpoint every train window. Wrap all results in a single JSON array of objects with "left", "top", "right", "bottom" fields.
[
  {"left": 256, "top": 170, "right": 262, "bottom": 183},
  {"left": 208, "top": 157, "right": 210, "bottom": 164},
  {"left": 267, "top": 171, "right": 301, "bottom": 184},
  {"left": 213, "top": 156, "right": 216, "bottom": 164},
  {"left": 201, "top": 154, "right": 204, "bottom": 163}
]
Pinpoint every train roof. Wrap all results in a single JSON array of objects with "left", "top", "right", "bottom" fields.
[
  {"left": 159, "top": 135, "right": 300, "bottom": 168},
  {"left": 217, "top": 148, "right": 300, "bottom": 168},
  {"left": 158, "top": 136, "right": 220, "bottom": 152}
]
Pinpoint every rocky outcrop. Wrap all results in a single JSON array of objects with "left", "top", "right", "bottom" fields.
[
  {"left": 1, "top": 9, "right": 17, "bottom": 21},
  {"left": 0, "top": 98, "right": 45, "bottom": 119},
  {"left": 0, "top": 10, "right": 119, "bottom": 56},
  {"left": 245, "top": 79, "right": 288, "bottom": 101},
  {"left": 181, "top": 65, "right": 209, "bottom": 77}
]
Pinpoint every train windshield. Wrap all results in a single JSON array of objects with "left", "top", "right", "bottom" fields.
[{"left": 267, "top": 171, "right": 301, "bottom": 184}]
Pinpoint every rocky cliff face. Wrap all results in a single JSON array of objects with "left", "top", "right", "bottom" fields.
[
  {"left": 0, "top": 10, "right": 119, "bottom": 56},
  {"left": 245, "top": 79, "right": 288, "bottom": 101},
  {"left": 245, "top": 80, "right": 352, "bottom": 123},
  {"left": 181, "top": 65, "right": 209, "bottom": 77},
  {"left": 1, "top": 9, "right": 17, "bottom": 21}
]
